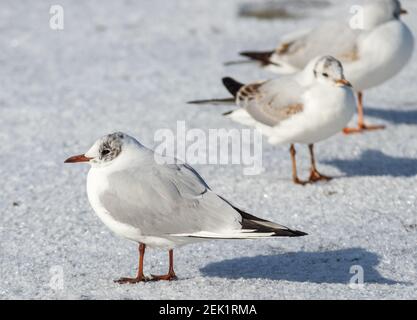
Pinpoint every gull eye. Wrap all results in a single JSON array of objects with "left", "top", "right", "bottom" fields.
[
  {"left": 101, "top": 149, "right": 110, "bottom": 156},
  {"left": 322, "top": 73, "right": 329, "bottom": 78}
]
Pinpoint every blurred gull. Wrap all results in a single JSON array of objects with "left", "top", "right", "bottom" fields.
[
  {"left": 190, "top": 56, "right": 356, "bottom": 184},
  {"left": 65, "top": 132, "right": 306, "bottom": 283},
  {"left": 231, "top": 0, "right": 414, "bottom": 133}
]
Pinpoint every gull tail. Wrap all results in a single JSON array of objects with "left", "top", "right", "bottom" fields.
[
  {"left": 170, "top": 219, "right": 307, "bottom": 239},
  {"left": 171, "top": 197, "right": 307, "bottom": 239},
  {"left": 239, "top": 211, "right": 307, "bottom": 237},
  {"left": 239, "top": 50, "right": 275, "bottom": 66},
  {"left": 222, "top": 196, "right": 307, "bottom": 238}
]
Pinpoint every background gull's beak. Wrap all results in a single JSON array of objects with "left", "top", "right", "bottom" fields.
[
  {"left": 64, "top": 154, "right": 92, "bottom": 163},
  {"left": 400, "top": 8, "right": 408, "bottom": 15},
  {"left": 335, "top": 79, "right": 352, "bottom": 87}
]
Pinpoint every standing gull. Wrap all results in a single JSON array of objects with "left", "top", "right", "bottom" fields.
[
  {"left": 65, "top": 132, "right": 306, "bottom": 283},
  {"left": 189, "top": 56, "right": 356, "bottom": 184},
  {"left": 231, "top": 0, "right": 414, "bottom": 133}
]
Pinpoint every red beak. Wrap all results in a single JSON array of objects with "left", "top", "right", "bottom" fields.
[
  {"left": 64, "top": 154, "right": 92, "bottom": 163},
  {"left": 335, "top": 79, "right": 352, "bottom": 87}
]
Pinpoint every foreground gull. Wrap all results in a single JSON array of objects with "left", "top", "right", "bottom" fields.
[
  {"left": 190, "top": 56, "right": 356, "bottom": 184},
  {"left": 64, "top": 132, "right": 307, "bottom": 283},
  {"left": 231, "top": 0, "right": 414, "bottom": 133}
]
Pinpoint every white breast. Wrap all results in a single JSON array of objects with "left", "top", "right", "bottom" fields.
[
  {"left": 268, "top": 85, "right": 356, "bottom": 145},
  {"left": 86, "top": 168, "right": 196, "bottom": 248},
  {"left": 86, "top": 168, "right": 144, "bottom": 242},
  {"left": 345, "top": 21, "right": 414, "bottom": 91}
]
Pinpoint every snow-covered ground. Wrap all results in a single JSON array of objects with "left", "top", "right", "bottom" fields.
[{"left": 1, "top": 0, "right": 417, "bottom": 299}]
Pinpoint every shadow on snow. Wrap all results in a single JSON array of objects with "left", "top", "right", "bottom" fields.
[
  {"left": 364, "top": 105, "right": 417, "bottom": 125},
  {"left": 323, "top": 149, "right": 417, "bottom": 177},
  {"left": 200, "top": 247, "right": 403, "bottom": 285}
]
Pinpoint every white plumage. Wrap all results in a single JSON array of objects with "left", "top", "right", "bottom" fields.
[
  {"left": 240, "top": 0, "right": 414, "bottom": 92},
  {"left": 226, "top": 60, "right": 356, "bottom": 145},
  {"left": 190, "top": 56, "right": 356, "bottom": 184},
  {"left": 65, "top": 133, "right": 306, "bottom": 282},
  {"left": 66, "top": 133, "right": 306, "bottom": 249},
  {"left": 236, "top": 0, "right": 413, "bottom": 132}
]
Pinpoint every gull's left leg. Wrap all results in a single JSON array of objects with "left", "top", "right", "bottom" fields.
[
  {"left": 115, "top": 243, "right": 149, "bottom": 284},
  {"left": 308, "top": 144, "right": 332, "bottom": 182},
  {"left": 151, "top": 249, "right": 177, "bottom": 281},
  {"left": 290, "top": 144, "right": 307, "bottom": 185},
  {"left": 343, "top": 92, "right": 385, "bottom": 134}
]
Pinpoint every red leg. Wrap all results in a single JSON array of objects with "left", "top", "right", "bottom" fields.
[
  {"left": 290, "top": 144, "right": 307, "bottom": 185},
  {"left": 308, "top": 144, "right": 332, "bottom": 183},
  {"left": 115, "top": 243, "right": 148, "bottom": 284},
  {"left": 343, "top": 92, "right": 385, "bottom": 134},
  {"left": 151, "top": 249, "right": 177, "bottom": 281}
]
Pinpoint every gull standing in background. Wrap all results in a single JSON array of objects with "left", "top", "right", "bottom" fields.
[
  {"left": 65, "top": 132, "right": 307, "bottom": 283},
  {"left": 231, "top": 0, "right": 414, "bottom": 133},
  {"left": 189, "top": 56, "right": 356, "bottom": 184}
]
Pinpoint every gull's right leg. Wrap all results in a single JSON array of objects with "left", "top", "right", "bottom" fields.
[
  {"left": 151, "top": 249, "right": 178, "bottom": 281},
  {"left": 115, "top": 243, "right": 148, "bottom": 284},
  {"left": 308, "top": 144, "right": 332, "bottom": 183}
]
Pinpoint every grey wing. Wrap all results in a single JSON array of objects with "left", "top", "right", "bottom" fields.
[
  {"left": 99, "top": 162, "right": 242, "bottom": 236},
  {"left": 277, "top": 20, "right": 361, "bottom": 68},
  {"left": 236, "top": 77, "right": 305, "bottom": 127}
]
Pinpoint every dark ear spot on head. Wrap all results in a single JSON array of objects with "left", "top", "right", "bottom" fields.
[{"left": 98, "top": 134, "right": 123, "bottom": 161}]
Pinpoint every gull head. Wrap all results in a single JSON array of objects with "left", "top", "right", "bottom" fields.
[
  {"left": 363, "top": 0, "right": 407, "bottom": 28},
  {"left": 64, "top": 132, "right": 140, "bottom": 168},
  {"left": 313, "top": 56, "right": 352, "bottom": 88}
]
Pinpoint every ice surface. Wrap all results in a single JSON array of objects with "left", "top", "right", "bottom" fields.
[{"left": 0, "top": 0, "right": 416, "bottom": 299}]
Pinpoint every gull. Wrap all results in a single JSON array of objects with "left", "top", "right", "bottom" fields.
[
  {"left": 230, "top": 0, "right": 414, "bottom": 133},
  {"left": 189, "top": 56, "right": 356, "bottom": 184},
  {"left": 64, "top": 132, "right": 307, "bottom": 283}
]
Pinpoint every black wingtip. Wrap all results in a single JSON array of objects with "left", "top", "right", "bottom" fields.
[
  {"left": 187, "top": 99, "right": 207, "bottom": 105},
  {"left": 239, "top": 50, "right": 274, "bottom": 65},
  {"left": 187, "top": 98, "right": 235, "bottom": 105},
  {"left": 217, "top": 195, "right": 308, "bottom": 238},
  {"left": 222, "top": 77, "right": 244, "bottom": 97},
  {"left": 272, "top": 228, "right": 308, "bottom": 237},
  {"left": 222, "top": 110, "right": 235, "bottom": 116},
  {"left": 286, "top": 229, "right": 308, "bottom": 237}
]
